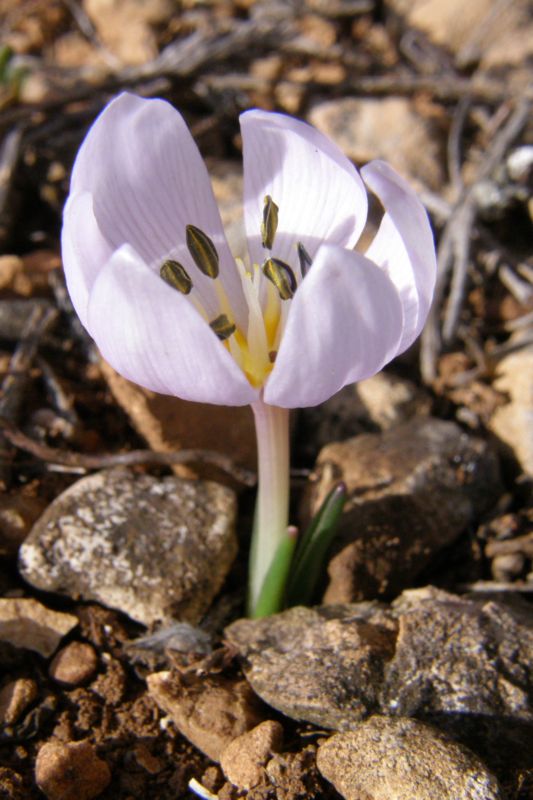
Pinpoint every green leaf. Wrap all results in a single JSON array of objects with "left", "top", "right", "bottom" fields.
[
  {"left": 285, "top": 482, "right": 346, "bottom": 607},
  {"left": 250, "top": 526, "right": 298, "bottom": 619}
]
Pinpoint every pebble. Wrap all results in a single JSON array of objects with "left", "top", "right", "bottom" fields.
[
  {"left": 317, "top": 716, "right": 502, "bottom": 800},
  {"left": 19, "top": 467, "right": 237, "bottom": 626},
  {"left": 147, "top": 670, "right": 265, "bottom": 762},
  {"left": 220, "top": 720, "right": 284, "bottom": 789},
  {"left": 0, "top": 678, "right": 38, "bottom": 725},
  {"left": 489, "top": 347, "right": 533, "bottom": 477},
  {"left": 226, "top": 587, "right": 533, "bottom": 730},
  {"left": 49, "top": 642, "right": 98, "bottom": 686},
  {"left": 305, "top": 417, "right": 501, "bottom": 603},
  {"left": 308, "top": 96, "right": 443, "bottom": 189},
  {"left": 35, "top": 740, "right": 111, "bottom": 800},
  {"left": 0, "top": 597, "right": 78, "bottom": 658}
]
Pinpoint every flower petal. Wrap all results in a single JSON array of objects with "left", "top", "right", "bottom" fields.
[
  {"left": 264, "top": 243, "right": 404, "bottom": 408},
  {"left": 87, "top": 244, "right": 258, "bottom": 406},
  {"left": 241, "top": 109, "right": 368, "bottom": 275},
  {"left": 69, "top": 92, "right": 247, "bottom": 328},
  {"left": 61, "top": 191, "right": 113, "bottom": 328},
  {"left": 362, "top": 160, "right": 436, "bottom": 354}
]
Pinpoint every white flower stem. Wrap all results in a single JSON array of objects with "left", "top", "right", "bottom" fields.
[{"left": 248, "top": 398, "right": 290, "bottom": 617}]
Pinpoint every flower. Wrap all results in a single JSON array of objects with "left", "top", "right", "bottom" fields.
[{"left": 62, "top": 92, "right": 436, "bottom": 411}]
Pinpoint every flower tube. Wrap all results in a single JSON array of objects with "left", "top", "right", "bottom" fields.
[{"left": 62, "top": 93, "right": 436, "bottom": 616}]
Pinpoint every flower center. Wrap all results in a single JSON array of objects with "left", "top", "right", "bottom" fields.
[{"left": 159, "top": 197, "right": 312, "bottom": 389}]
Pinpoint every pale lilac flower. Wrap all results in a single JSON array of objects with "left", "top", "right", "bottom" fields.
[
  {"left": 61, "top": 92, "right": 436, "bottom": 615},
  {"left": 62, "top": 92, "right": 435, "bottom": 409}
]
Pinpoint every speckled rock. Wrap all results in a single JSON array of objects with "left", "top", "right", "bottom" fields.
[
  {"left": 35, "top": 740, "right": 111, "bottom": 800},
  {"left": 226, "top": 588, "right": 533, "bottom": 731},
  {"left": 220, "top": 720, "right": 284, "bottom": 789},
  {"left": 305, "top": 417, "right": 501, "bottom": 603},
  {"left": 317, "top": 716, "right": 502, "bottom": 800},
  {"left": 147, "top": 670, "right": 265, "bottom": 762},
  {"left": 19, "top": 468, "right": 237, "bottom": 626},
  {"left": 0, "top": 598, "right": 78, "bottom": 658}
]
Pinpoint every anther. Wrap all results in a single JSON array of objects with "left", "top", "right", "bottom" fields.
[
  {"left": 262, "top": 257, "right": 297, "bottom": 301},
  {"left": 160, "top": 259, "right": 192, "bottom": 294},
  {"left": 261, "top": 195, "right": 279, "bottom": 250},
  {"left": 209, "top": 313, "right": 236, "bottom": 341},
  {"left": 186, "top": 224, "right": 219, "bottom": 279},
  {"left": 297, "top": 242, "right": 312, "bottom": 277},
  {"left": 269, "top": 350, "right": 277, "bottom": 363}
]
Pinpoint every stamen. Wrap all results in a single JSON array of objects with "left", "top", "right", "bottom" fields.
[
  {"left": 261, "top": 195, "right": 279, "bottom": 250},
  {"left": 186, "top": 224, "right": 219, "bottom": 279},
  {"left": 297, "top": 242, "right": 312, "bottom": 277},
  {"left": 210, "top": 313, "right": 236, "bottom": 341},
  {"left": 263, "top": 257, "right": 297, "bottom": 301},
  {"left": 160, "top": 259, "right": 192, "bottom": 294},
  {"left": 269, "top": 350, "right": 277, "bottom": 363}
]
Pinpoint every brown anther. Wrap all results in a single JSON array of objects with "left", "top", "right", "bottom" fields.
[
  {"left": 160, "top": 260, "right": 193, "bottom": 294},
  {"left": 186, "top": 225, "right": 219, "bottom": 279},
  {"left": 262, "top": 257, "right": 297, "bottom": 301}
]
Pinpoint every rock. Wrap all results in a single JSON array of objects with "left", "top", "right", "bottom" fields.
[
  {"left": 317, "top": 716, "right": 502, "bottom": 800},
  {"left": 387, "top": 0, "right": 533, "bottom": 71},
  {"left": 0, "top": 598, "right": 78, "bottom": 658},
  {"left": 297, "top": 372, "right": 431, "bottom": 459},
  {"left": 19, "top": 468, "right": 237, "bottom": 626},
  {"left": 220, "top": 720, "right": 284, "bottom": 789},
  {"left": 308, "top": 97, "right": 443, "bottom": 189},
  {"left": 0, "top": 678, "right": 38, "bottom": 725},
  {"left": 49, "top": 642, "right": 98, "bottom": 687},
  {"left": 83, "top": 0, "right": 171, "bottom": 65},
  {"left": 0, "top": 767, "right": 25, "bottom": 800},
  {"left": 35, "top": 740, "right": 111, "bottom": 800},
  {"left": 147, "top": 670, "right": 265, "bottom": 762},
  {"left": 489, "top": 347, "right": 533, "bottom": 476},
  {"left": 100, "top": 362, "right": 256, "bottom": 485},
  {"left": 226, "top": 588, "right": 533, "bottom": 730},
  {"left": 305, "top": 417, "right": 501, "bottom": 603}
]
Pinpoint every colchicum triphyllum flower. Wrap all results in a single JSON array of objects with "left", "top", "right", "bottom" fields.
[{"left": 62, "top": 92, "right": 436, "bottom": 617}]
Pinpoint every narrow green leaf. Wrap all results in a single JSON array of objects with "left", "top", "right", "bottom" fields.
[
  {"left": 285, "top": 482, "right": 346, "bottom": 608},
  {"left": 250, "top": 526, "right": 298, "bottom": 619}
]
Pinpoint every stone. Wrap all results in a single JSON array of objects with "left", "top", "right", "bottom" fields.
[
  {"left": 0, "top": 678, "right": 38, "bottom": 725},
  {"left": 0, "top": 598, "right": 78, "bottom": 658},
  {"left": 35, "top": 739, "right": 111, "bottom": 800},
  {"left": 147, "top": 670, "right": 265, "bottom": 762},
  {"left": 317, "top": 716, "right": 502, "bottom": 800},
  {"left": 19, "top": 468, "right": 237, "bottom": 626},
  {"left": 0, "top": 768, "right": 25, "bottom": 800},
  {"left": 297, "top": 372, "right": 431, "bottom": 459},
  {"left": 226, "top": 588, "right": 533, "bottom": 731},
  {"left": 387, "top": 0, "right": 533, "bottom": 71},
  {"left": 49, "top": 642, "right": 98, "bottom": 687},
  {"left": 100, "top": 362, "right": 256, "bottom": 485},
  {"left": 83, "top": 0, "right": 171, "bottom": 65},
  {"left": 305, "top": 417, "right": 501, "bottom": 603},
  {"left": 489, "top": 347, "right": 533, "bottom": 476},
  {"left": 308, "top": 97, "right": 442, "bottom": 189},
  {"left": 220, "top": 720, "right": 284, "bottom": 789}
]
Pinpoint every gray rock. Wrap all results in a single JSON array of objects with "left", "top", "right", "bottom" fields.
[
  {"left": 19, "top": 468, "right": 237, "bottom": 626},
  {"left": 317, "top": 716, "right": 502, "bottom": 800},
  {"left": 305, "top": 417, "right": 501, "bottom": 603},
  {"left": 225, "top": 588, "right": 533, "bottom": 731}
]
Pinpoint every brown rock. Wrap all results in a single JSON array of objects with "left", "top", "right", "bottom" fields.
[
  {"left": 317, "top": 716, "right": 502, "bottom": 800},
  {"left": 220, "top": 720, "right": 284, "bottom": 789},
  {"left": 49, "top": 642, "right": 98, "bottom": 687},
  {"left": 308, "top": 97, "right": 443, "bottom": 189},
  {"left": 0, "top": 767, "right": 25, "bottom": 800},
  {"left": 489, "top": 347, "right": 533, "bottom": 477},
  {"left": 0, "top": 598, "right": 78, "bottom": 658},
  {"left": 0, "top": 678, "right": 38, "bottom": 725},
  {"left": 83, "top": 0, "right": 171, "bottom": 65},
  {"left": 147, "top": 670, "right": 265, "bottom": 762},
  {"left": 306, "top": 417, "right": 501, "bottom": 603},
  {"left": 35, "top": 740, "right": 111, "bottom": 800},
  {"left": 100, "top": 362, "right": 256, "bottom": 485}
]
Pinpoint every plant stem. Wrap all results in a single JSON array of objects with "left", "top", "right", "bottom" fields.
[{"left": 248, "top": 398, "right": 290, "bottom": 617}]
